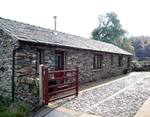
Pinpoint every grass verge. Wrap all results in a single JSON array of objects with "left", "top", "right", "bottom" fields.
[{"left": 0, "top": 97, "right": 34, "bottom": 117}]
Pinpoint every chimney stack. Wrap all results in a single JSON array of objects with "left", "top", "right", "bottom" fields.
[{"left": 53, "top": 16, "right": 57, "bottom": 32}]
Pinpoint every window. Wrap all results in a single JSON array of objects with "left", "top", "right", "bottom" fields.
[
  {"left": 118, "top": 55, "right": 122, "bottom": 67},
  {"left": 111, "top": 55, "right": 114, "bottom": 65},
  {"left": 56, "top": 54, "right": 62, "bottom": 69},
  {"left": 36, "top": 49, "right": 43, "bottom": 73},
  {"left": 93, "top": 54, "right": 102, "bottom": 69}
]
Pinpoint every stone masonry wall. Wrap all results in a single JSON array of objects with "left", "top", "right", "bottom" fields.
[
  {"left": 0, "top": 29, "right": 19, "bottom": 97},
  {"left": 15, "top": 44, "right": 38, "bottom": 106},
  {"left": 14, "top": 44, "right": 55, "bottom": 106},
  {"left": 65, "top": 49, "right": 132, "bottom": 84}
]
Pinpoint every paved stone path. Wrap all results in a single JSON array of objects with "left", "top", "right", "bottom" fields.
[
  {"left": 134, "top": 96, "right": 150, "bottom": 117},
  {"left": 32, "top": 106, "right": 74, "bottom": 117}
]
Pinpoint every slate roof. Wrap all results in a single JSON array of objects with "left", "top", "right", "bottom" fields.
[{"left": 0, "top": 17, "right": 132, "bottom": 55}]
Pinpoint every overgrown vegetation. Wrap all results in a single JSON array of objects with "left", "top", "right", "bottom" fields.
[
  {"left": 132, "top": 60, "right": 141, "bottom": 71},
  {"left": 129, "top": 36, "right": 150, "bottom": 60},
  {"left": 0, "top": 96, "right": 34, "bottom": 117},
  {"left": 92, "top": 12, "right": 150, "bottom": 71}
]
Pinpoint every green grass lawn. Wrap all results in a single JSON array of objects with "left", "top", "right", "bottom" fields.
[{"left": 0, "top": 97, "right": 34, "bottom": 117}]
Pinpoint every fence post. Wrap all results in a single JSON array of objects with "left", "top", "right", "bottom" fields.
[
  {"left": 44, "top": 68, "right": 49, "bottom": 105},
  {"left": 76, "top": 67, "right": 79, "bottom": 96},
  {"left": 39, "top": 64, "right": 44, "bottom": 106}
]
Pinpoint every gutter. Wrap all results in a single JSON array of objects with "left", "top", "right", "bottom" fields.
[{"left": 12, "top": 46, "right": 20, "bottom": 102}]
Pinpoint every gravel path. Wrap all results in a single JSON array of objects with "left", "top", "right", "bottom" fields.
[
  {"left": 88, "top": 78, "right": 150, "bottom": 117},
  {"left": 55, "top": 73, "right": 150, "bottom": 113}
]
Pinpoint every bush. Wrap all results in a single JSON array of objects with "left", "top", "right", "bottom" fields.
[{"left": 132, "top": 60, "right": 141, "bottom": 70}]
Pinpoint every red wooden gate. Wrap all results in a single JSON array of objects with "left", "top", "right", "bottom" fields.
[{"left": 44, "top": 67, "right": 79, "bottom": 105}]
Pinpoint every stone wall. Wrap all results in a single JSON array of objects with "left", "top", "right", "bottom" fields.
[
  {"left": 14, "top": 44, "right": 56, "bottom": 106},
  {"left": 0, "top": 29, "right": 19, "bottom": 97},
  {"left": 65, "top": 49, "right": 132, "bottom": 84},
  {"left": 14, "top": 44, "right": 39, "bottom": 106}
]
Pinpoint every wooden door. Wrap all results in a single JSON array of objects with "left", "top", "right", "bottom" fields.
[{"left": 55, "top": 51, "right": 64, "bottom": 78}]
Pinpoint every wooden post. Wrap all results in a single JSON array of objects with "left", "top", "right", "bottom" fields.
[
  {"left": 76, "top": 67, "right": 79, "bottom": 96},
  {"left": 39, "top": 64, "right": 44, "bottom": 106},
  {"left": 44, "top": 68, "right": 49, "bottom": 105}
]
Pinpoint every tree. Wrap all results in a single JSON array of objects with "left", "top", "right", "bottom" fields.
[
  {"left": 92, "top": 12, "right": 126, "bottom": 43},
  {"left": 113, "top": 37, "right": 134, "bottom": 54},
  {"left": 130, "top": 36, "right": 146, "bottom": 60}
]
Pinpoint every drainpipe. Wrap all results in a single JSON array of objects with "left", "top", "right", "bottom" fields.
[{"left": 12, "top": 47, "right": 20, "bottom": 102}]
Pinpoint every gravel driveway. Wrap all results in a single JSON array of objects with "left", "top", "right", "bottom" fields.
[
  {"left": 54, "top": 72, "right": 150, "bottom": 117},
  {"left": 88, "top": 78, "right": 150, "bottom": 117}
]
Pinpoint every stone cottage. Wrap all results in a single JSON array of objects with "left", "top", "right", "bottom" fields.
[{"left": 0, "top": 17, "right": 132, "bottom": 106}]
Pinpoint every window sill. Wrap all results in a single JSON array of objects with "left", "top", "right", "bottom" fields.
[{"left": 93, "top": 69, "right": 104, "bottom": 71}]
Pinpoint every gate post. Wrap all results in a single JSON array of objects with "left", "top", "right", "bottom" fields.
[
  {"left": 39, "top": 64, "right": 44, "bottom": 106},
  {"left": 76, "top": 67, "right": 79, "bottom": 96}
]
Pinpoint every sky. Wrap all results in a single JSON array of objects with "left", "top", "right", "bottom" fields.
[{"left": 0, "top": 0, "right": 150, "bottom": 38}]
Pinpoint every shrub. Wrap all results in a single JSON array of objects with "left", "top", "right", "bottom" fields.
[{"left": 132, "top": 60, "right": 141, "bottom": 70}]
